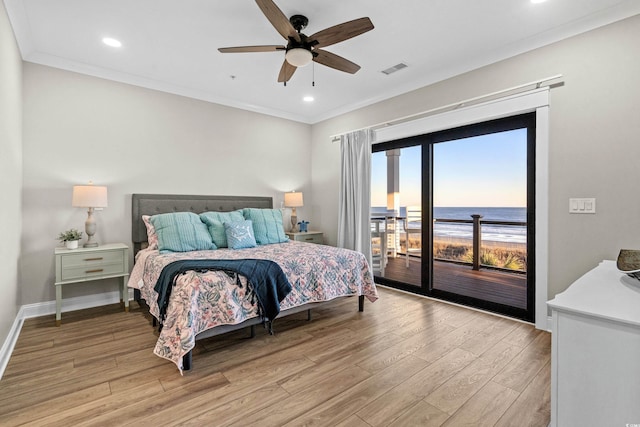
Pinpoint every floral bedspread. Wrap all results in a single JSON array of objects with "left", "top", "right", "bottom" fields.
[{"left": 129, "top": 241, "right": 378, "bottom": 372}]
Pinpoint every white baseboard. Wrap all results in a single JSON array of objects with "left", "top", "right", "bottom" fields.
[
  {"left": 0, "top": 289, "right": 134, "bottom": 379},
  {"left": 0, "top": 308, "right": 25, "bottom": 381},
  {"left": 19, "top": 290, "right": 129, "bottom": 319}
]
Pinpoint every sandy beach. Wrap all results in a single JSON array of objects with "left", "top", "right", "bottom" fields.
[
  {"left": 403, "top": 235, "right": 528, "bottom": 271},
  {"left": 433, "top": 235, "right": 526, "bottom": 251}
]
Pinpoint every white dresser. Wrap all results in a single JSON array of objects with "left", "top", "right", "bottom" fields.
[{"left": 547, "top": 260, "right": 640, "bottom": 427}]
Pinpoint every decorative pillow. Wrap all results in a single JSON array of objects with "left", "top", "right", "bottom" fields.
[
  {"left": 149, "top": 212, "right": 217, "bottom": 253},
  {"left": 142, "top": 215, "right": 159, "bottom": 250},
  {"left": 224, "top": 220, "right": 257, "bottom": 249},
  {"left": 199, "top": 210, "right": 244, "bottom": 248},
  {"left": 242, "top": 208, "right": 288, "bottom": 245}
]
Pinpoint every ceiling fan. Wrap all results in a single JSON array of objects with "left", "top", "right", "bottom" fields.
[{"left": 218, "top": 0, "right": 374, "bottom": 84}]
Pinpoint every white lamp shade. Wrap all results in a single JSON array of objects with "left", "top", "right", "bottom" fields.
[
  {"left": 285, "top": 48, "right": 313, "bottom": 67},
  {"left": 284, "top": 191, "right": 304, "bottom": 208},
  {"left": 72, "top": 185, "right": 108, "bottom": 208}
]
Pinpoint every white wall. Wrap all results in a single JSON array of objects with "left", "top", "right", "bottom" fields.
[
  {"left": 311, "top": 15, "right": 640, "bottom": 303},
  {"left": 0, "top": 1, "right": 22, "bottom": 348},
  {"left": 21, "top": 64, "right": 311, "bottom": 305}
]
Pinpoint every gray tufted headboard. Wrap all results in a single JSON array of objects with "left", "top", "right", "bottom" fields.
[{"left": 131, "top": 193, "right": 273, "bottom": 255}]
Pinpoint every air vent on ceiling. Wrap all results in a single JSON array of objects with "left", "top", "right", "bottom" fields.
[{"left": 381, "top": 63, "right": 408, "bottom": 75}]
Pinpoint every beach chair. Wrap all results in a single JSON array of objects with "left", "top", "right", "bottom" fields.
[
  {"left": 371, "top": 218, "right": 387, "bottom": 275},
  {"left": 402, "top": 206, "right": 422, "bottom": 267}
]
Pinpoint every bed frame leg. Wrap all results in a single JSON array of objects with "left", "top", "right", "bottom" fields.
[
  {"left": 359, "top": 295, "right": 365, "bottom": 312},
  {"left": 183, "top": 351, "right": 192, "bottom": 371},
  {"left": 307, "top": 309, "right": 312, "bottom": 321},
  {"left": 250, "top": 325, "right": 255, "bottom": 338}
]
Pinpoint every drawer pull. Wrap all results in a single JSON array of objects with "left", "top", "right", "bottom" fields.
[
  {"left": 84, "top": 257, "right": 104, "bottom": 261},
  {"left": 304, "top": 238, "right": 314, "bottom": 241},
  {"left": 86, "top": 269, "right": 104, "bottom": 273}
]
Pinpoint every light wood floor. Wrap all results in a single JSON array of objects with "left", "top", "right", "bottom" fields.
[{"left": 1, "top": 287, "right": 550, "bottom": 426}]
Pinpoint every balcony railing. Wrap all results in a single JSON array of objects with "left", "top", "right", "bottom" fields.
[
  {"left": 434, "top": 216, "right": 527, "bottom": 273},
  {"left": 373, "top": 214, "right": 527, "bottom": 274}
]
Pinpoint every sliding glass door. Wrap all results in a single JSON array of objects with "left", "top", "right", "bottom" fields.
[
  {"left": 371, "top": 144, "right": 422, "bottom": 288},
  {"left": 371, "top": 113, "right": 536, "bottom": 322}
]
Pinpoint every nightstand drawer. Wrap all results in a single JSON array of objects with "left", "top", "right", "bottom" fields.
[
  {"left": 286, "top": 231, "right": 323, "bottom": 244},
  {"left": 60, "top": 250, "right": 125, "bottom": 281},
  {"left": 61, "top": 262, "right": 125, "bottom": 281},
  {"left": 61, "top": 250, "right": 124, "bottom": 268},
  {"left": 296, "top": 234, "right": 323, "bottom": 244}
]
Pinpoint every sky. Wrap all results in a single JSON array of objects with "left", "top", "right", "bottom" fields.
[{"left": 371, "top": 128, "right": 528, "bottom": 208}]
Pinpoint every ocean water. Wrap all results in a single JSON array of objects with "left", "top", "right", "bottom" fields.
[{"left": 372, "top": 206, "right": 527, "bottom": 244}]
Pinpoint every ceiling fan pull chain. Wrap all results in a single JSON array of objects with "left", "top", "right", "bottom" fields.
[{"left": 312, "top": 62, "right": 315, "bottom": 87}]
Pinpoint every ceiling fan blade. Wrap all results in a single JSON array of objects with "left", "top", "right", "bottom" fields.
[
  {"left": 218, "top": 45, "right": 285, "bottom": 53},
  {"left": 313, "top": 49, "right": 361, "bottom": 74},
  {"left": 309, "top": 17, "right": 374, "bottom": 49},
  {"left": 277, "top": 59, "right": 297, "bottom": 83},
  {"left": 255, "top": 0, "right": 301, "bottom": 43}
]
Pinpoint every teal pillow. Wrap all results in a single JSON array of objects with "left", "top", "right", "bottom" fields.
[
  {"left": 242, "top": 208, "right": 288, "bottom": 245},
  {"left": 224, "top": 220, "right": 257, "bottom": 249},
  {"left": 150, "top": 212, "right": 217, "bottom": 253},
  {"left": 199, "top": 210, "right": 244, "bottom": 248}
]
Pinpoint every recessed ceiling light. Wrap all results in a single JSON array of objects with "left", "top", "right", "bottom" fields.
[
  {"left": 303, "top": 96, "right": 314, "bottom": 102},
  {"left": 530, "top": 0, "right": 548, "bottom": 3},
  {"left": 102, "top": 37, "right": 122, "bottom": 48}
]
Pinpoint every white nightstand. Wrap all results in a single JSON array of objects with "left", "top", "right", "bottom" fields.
[
  {"left": 286, "top": 231, "right": 323, "bottom": 244},
  {"left": 54, "top": 243, "right": 129, "bottom": 326}
]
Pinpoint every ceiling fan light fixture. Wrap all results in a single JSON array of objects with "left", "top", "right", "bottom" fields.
[
  {"left": 218, "top": 1, "right": 374, "bottom": 83},
  {"left": 285, "top": 48, "right": 313, "bottom": 67}
]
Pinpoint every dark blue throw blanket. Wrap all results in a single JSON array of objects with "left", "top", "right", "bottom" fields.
[{"left": 154, "top": 259, "right": 292, "bottom": 333}]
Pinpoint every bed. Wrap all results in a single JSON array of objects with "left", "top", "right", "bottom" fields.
[{"left": 129, "top": 193, "right": 378, "bottom": 372}]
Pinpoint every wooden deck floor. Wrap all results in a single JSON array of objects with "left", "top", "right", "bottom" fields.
[{"left": 379, "top": 257, "right": 528, "bottom": 309}]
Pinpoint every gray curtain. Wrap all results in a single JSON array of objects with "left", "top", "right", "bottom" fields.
[{"left": 338, "top": 129, "right": 373, "bottom": 268}]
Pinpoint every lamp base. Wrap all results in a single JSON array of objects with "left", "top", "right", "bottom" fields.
[
  {"left": 84, "top": 208, "right": 100, "bottom": 248},
  {"left": 290, "top": 211, "right": 298, "bottom": 232}
]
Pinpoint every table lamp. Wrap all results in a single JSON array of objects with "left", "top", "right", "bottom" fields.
[
  {"left": 72, "top": 183, "right": 108, "bottom": 247},
  {"left": 284, "top": 191, "right": 304, "bottom": 232}
]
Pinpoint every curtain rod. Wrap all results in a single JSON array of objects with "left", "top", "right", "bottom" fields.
[{"left": 330, "top": 74, "right": 563, "bottom": 142}]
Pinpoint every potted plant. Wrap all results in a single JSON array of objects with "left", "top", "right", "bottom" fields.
[{"left": 57, "top": 228, "right": 83, "bottom": 249}]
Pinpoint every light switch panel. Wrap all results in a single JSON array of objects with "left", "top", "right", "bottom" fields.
[{"left": 569, "top": 198, "right": 596, "bottom": 214}]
